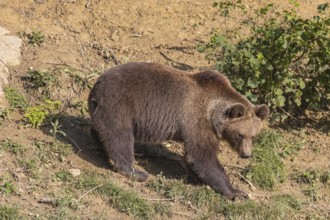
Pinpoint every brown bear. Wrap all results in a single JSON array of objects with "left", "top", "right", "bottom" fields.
[{"left": 88, "top": 62, "right": 269, "bottom": 199}]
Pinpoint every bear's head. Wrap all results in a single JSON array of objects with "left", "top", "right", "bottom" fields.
[{"left": 212, "top": 103, "right": 270, "bottom": 158}]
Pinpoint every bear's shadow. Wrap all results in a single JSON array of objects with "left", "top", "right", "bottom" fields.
[{"left": 41, "top": 115, "right": 188, "bottom": 180}]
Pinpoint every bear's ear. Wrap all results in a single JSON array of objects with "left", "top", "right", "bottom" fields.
[
  {"left": 226, "top": 103, "right": 245, "bottom": 118},
  {"left": 255, "top": 104, "right": 270, "bottom": 120}
]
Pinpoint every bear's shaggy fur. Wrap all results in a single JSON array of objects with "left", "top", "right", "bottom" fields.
[{"left": 88, "top": 62, "right": 269, "bottom": 199}]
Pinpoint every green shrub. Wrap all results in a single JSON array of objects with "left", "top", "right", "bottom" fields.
[
  {"left": 26, "top": 70, "right": 58, "bottom": 98},
  {"left": 201, "top": 1, "right": 330, "bottom": 118}
]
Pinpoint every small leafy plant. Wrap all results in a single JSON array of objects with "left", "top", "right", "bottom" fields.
[
  {"left": 0, "top": 181, "right": 16, "bottom": 195},
  {"left": 0, "top": 108, "right": 9, "bottom": 126},
  {"left": 4, "top": 87, "right": 28, "bottom": 111},
  {"left": 26, "top": 69, "right": 59, "bottom": 98},
  {"left": 26, "top": 30, "right": 45, "bottom": 46},
  {"left": 24, "top": 99, "right": 61, "bottom": 128},
  {"left": 0, "top": 108, "right": 8, "bottom": 120},
  {"left": 18, "top": 159, "right": 38, "bottom": 178},
  {"left": 50, "top": 119, "right": 66, "bottom": 140}
]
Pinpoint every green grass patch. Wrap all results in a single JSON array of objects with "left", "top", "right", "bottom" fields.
[
  {"left": 18, "top": 158, "right": 39, "bottom": 178},
  {"left": 293, "top": 169, "right": 330, "bottom": 185},
  {"left": 48, "top": 209, "right": 77, "bottom": 220},
  {"left": 76, "top": 172, "right": 154, "bottom": 219},
  {"left": 19, "top": 30, "right": 45, "bottom": 46},
  {"left": 152, "top": 202, "right": 171, "bottom": 217},
  {"left": 0, "top": 140, "right": 25, "bottom": 155},
  {"left": 147, "top": 173, "right": 188, "bottom": 200},
  {"left": 148, "top": 174, "right": 301, "bottom": 219},
  {"left": 147, "top": 173, "right": 226, "bottom": 214},
  {"left": 292, "top": 168, "right": 329, "bottom": 202},
  {"left": 224, "top": 194, "right": 301, "bottom": 220},
  {"left": 4, "top": 87, "right": 28, "bottom": 111},
  {"left": 0, "top": 205, "right": 21, "bottom": 220},
  {"left": 0, "top": 181, "right": 16, "bottom": 195},
  {"left": 243, "top": 130, "right": 285, "bottom": 189},
  {"left": 54, "top": 171, "right": 74, "bottom": 182},
  {"left": 302, "top": 186, "right": 320, "bottom": 202}
]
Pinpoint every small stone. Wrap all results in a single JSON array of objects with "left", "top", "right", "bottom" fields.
[
  {"left": 111, "top": 31, "right": 120, "bottom": 42},
  {"left": 13, "top": 172, "right": 26, "bottom": 181},
  {"left": 198, "top": 13, "right": 205, "bottom": 19},
  {"left": 68, "top": 168, "right": 81, "bottom": 177}
]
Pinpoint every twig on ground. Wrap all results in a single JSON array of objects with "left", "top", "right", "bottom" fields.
[
  {"left": 187, "top": 201, "right": 202, "bottom": 213},
  {"left": 279, "top": 106, "right": 298, "bottom": 121},
  {"left": 42, "top": 61, "right": 86, "bottom": 72},
  {"left": 38, "top": 198, "right": 57, "bottom": 206},
  {"left": 108, "top": 49, "right": 121, "bottom": 65},
  {"left": 159, "top": 51, "right": 194, "bottom": 71},
  {"left": 172, "top": 211, "right": 191, "bottom": 218},
  {"left": 85, "top": 0, "right": 91, "bottom": 8},
  {"left": 77, "top": 184, "right": 104, "bottom": 202},
  {"left": 223, "top": 164, "right": 246, "bottom": 170},
  {"left": 66, "top": 134, "right": 82, "bottom": 155},
  {"left": 234, "top": 172, "right": 257, "bottom": 191},
  {"left": 142, "top": 197, "right": 177, "bottom": 201},
  {"left": 248, "top": 192, "right": 268, "bottom": 198}
]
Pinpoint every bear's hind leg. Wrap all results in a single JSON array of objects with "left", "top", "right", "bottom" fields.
[
  {"left": 90, "top": 126, "right": 102, "bottom": 148},
  {"left": 101, "top": 127, "right": 149, "bottom": 182}
]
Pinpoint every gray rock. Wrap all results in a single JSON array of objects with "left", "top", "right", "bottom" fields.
[
  {"left": 0, "top": 26, "right": 22, "bottom": 107},
  {"left": 0, "top": 35, "right": 22, "bottom": 66},
  {"left": 0, "top": 63, "right": 8, "bottom": 86},
  {"left": 0, "top": 26, "right": 10, "bottom": 35}
]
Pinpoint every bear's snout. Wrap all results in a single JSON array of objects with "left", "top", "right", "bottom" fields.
[{"left": 240, "top": 152, "right": 252, "bottom": 159}]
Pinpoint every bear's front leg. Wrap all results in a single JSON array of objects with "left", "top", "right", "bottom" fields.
[{"left": 184, "top": 140, "right": 247, "bottom": 200}]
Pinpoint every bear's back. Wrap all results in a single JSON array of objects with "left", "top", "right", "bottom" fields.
[{"left": 91, "top": 63, "right": 193, "bottom": 142}]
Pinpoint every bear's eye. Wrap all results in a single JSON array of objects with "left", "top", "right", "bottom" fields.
[{"left": 237, "top": 134, "right": 244, "bottom": 139}]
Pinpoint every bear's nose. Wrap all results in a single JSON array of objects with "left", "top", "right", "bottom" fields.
[{"left": 240, "top": 153, "right": 251, "bottom": 159}]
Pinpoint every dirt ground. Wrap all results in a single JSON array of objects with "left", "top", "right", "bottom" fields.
[{"left": 0, "top": 0, "right": 329, "bottom": 219}]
